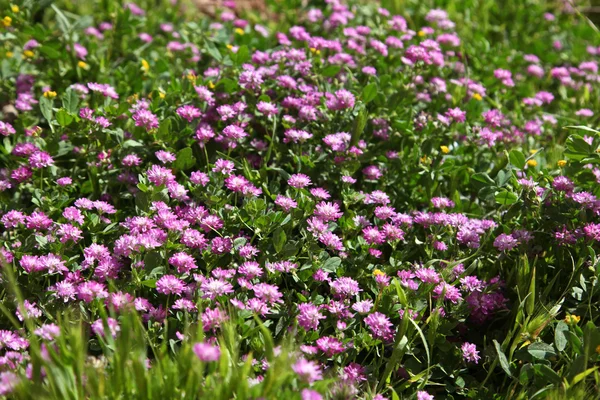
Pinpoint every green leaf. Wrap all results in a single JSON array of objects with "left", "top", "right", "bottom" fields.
[
  {"left": 51, "top": 5, "right": 72, "bottom": 34},
  {"left": 204, "top": 39, "right": 223, "bottom": 62},
  {"left": 361, "top": 83, "right": 378, "bottom": 104},
  {"left": 39, "top": 96, "right": 54, "bottom": 131},
  {"left": 123, "top": 140, "right": 144, "bottom": 148},
  {"left": 555, "top": 321, "right": 569, "bottom": 352},
  {"left": 235, "top": 45, "right": 250, "bottom": 65},
  {"left": 157, "top": 118, "right": 172, "bottom": 140},
  {"left": 173, "top": 147, "right": 196, "bottom": 171},
  {"left": 536, "top": 364, "right": 562, "bottom": 385},
  {"left": 495, "top": 190, "right": 518, "bottom": 205},
  {"left": 509, "top": 149, "right": 526, "bottom": 169},
  {"left": 565, "top": 134, "right": 595, "bottom": 161},
  {"left": 351, "top": 103, "right": 367, "bottom": 147},
  {"left": 272, "top": 227, "right": 286, "bottom": 253},
  {"left": 62, "top": 88, "right": 80, "bottom": 114},
  {"left": 527, "top": 342, "right": 556, "bottom": 360},
  {"left": 321, "top": 65, "right": 341, "bottom": 77},
  {"left": 56, "top": 109, "right": 74, "bottom": 127},
  {"left": 322, "top": 257, "right": 341, "bottom": 273},
  {"left": 494, "top": 339, "right": 513, "bottom": 377},
  {"left": 39, "top": 45, "right": 61, "bottom": 59},
  {"left": 571, "top": 366, "right": 598, "bottom": 385},
  {"left": 141, "top": 279, "right": 157, "bottom": 288},
  {"left": 144, "top": 251, "right": 162, "bottom": 271},
  {"left": 471, "top": 172, "right": 495, "bottom": 188}
]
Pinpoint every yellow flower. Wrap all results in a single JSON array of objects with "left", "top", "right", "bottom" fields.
[
  {"left": 208, "top": 81, "right": 215, "bottom": 89},
  {"left": 43, "top": 91, "right": 57, "bottom": 99},
  {"left": 23, "top": 50, "right": 34, "bottom": 58},
  {"left": 5, "top": 51, "right": 13, "bottom": 58},
  {"left": 529, "top": 149, "right": 539, "bottom": 155},
  {"left": 373, "top": 269, "right": 385, "bottom": 276},
  {"left": 565, "top": 314, "right": 580, "bottom": 325},
  {"left": 186, "top": 72, "right": 196, "bottom": 82},
  {"left": 309, "top": 48, "right": 321, "bottom": 55},
  {"left": 472, "top": 93, "right": 482, "bottom": 101},
  {"left": 158, "top": 91, "right": 166, "bottom": 99},
  {"left": 417, "top": 30, "right": 426, "bottom": 37},
  {"left": 440, "top": 145, "right": 450, "bottom": 154},
  {"left": 234, "top": 28, "right": 244, "bottom": 35},
  {"left": 11, "top": 5, "right": 19, "bottom": 13},
  {"left": 141, "top": 59, "right": 149, "bottom": 72},
  {"left": 226, "top": 44, "right": 233, "bottom": 50},
  {"left": 557, "top": 160, "right": 567, "bottom": 167},
  {"left": 527, "top": 159, "right": 537, "bottom": 167},
  {"left": 77, "top": 61, "right": 88, "bottom": 68},
  {"left": 2, "top": 16, "right": 12, "bottom": 27}
]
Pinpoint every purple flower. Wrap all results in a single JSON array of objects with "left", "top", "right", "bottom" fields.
[
  {"left": 493, "top": 233, "right": 518, "bottom": 252},
  {"left": 275, "top": 195, "right": 298, "bottom": 211},
  {"left": 193, "top": 342, "right": 221, "bottom": 361},
  {"left": 176, "top": 105, "right": 202, "bottom": 122},
  {"left": 297, "top": 303, "right": 326, "bottom": 331},
  {"left": 330, "top": 277, "right": 361, "bottom": 299},
  {"left": 0, "top": 121, "right": 16, "bottom": 137},
  {"left": 288, "top": 173, "right": 312, "bottom": 188},
  {"left": 91, "top": 318, "right": 120, "bottom": 338},
  {"left": 132, "top": 109, "right": 159, "bottom": 130},
  {"left": 156, "top": 275, "right": 185, "bottom": 295},
  {"left": 257, "top": 101, "right": 278, "bottom": 116},
  {"left": 314, "top": 201, "right": 343, "bottom": 222},
  {"left": 461, "top": 342, "right": 481, "bottom": 364},
  {"left": 364, "top": 312, "right": 394, "bottom": 342},
  {"left": 200, "top": 278, "right": 234, "bottom": 300},
  {"left": 293, "top": 358, "right": 323, "bottom": 383}
]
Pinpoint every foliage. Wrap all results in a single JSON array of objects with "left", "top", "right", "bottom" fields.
[{"left": 1, "top": 0, "right": 600, "bottom": 399}]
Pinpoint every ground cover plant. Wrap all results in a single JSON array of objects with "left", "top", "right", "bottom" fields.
[{"left": 1, "top": 0, "right": 600, "bottom": 398}]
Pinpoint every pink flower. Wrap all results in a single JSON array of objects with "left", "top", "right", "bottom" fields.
[
  {"left": 275, "top": 195, "right": 298, "bottom": 211},
  {"left": 297, "top": 303, "right": 325, "bottom": 331},
  {"left": 176, "top": 105, "right": 202, "bottom": 122},
  {"left": 364, "top": 312, "right": 394, "bottom": 342},
  {"left": 461, "top": 342, "right": 480, "bottom": 363},
  {"left": 293, "top": 358, "right": 323, "bottom": 383},
  {"left": 132, "top": 109, "right": 159, "bottom": 130},
  {"left": 156, "top": 275, "right": 185, "bottom": 295},
  {"left": 193, "top": 342, "right": 221, "bottom": 361}
]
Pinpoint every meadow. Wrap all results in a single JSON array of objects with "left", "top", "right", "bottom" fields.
[{"left": 1, "top": 0, "right": 600, "bottom": 398}]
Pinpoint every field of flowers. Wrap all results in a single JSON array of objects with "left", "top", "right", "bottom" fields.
[{"left": 1, "top": 0, "right": 600, "bottom": 398}]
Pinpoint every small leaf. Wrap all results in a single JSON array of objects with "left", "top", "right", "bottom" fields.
[
  {"left": 536, "top": 364, "right": 562, "bottom": 385},
  {"left": 173, "top": 147, "right": 196, "bottom": 171},
  {"left": 39, "top": 45, "right": 62, "bottom": 59},
  {"left": 321, "top": 65, "right": 341, "bottom": 77},
  {"left": 527, "top": 342, "right": 556, "bottom": 360},
  {"left": 39, "top": 96, "right": 54, "bottom": 131},
  {"left": 495, "top": 190, "right": 518, "bottom": 205},
  {"left": 361, "top": 83, "right": 378, "bottom": 104},
  {"left": 322, "top": 257, "right": 341, "bottom": 273},
  {"left": 555, "top": 321, "right": 569, "bottom": 352},
  {"left": 204, "top": 40, "right": 223, "bottom": 62},
  {"left": 494, "top": 340, "right": 513, "bottom": 377},
  {"left": 56, "top": 109, "right": 74, "bottom": 127},
  {"left": 235, "top": 45, "right": 250, "bottom": 65},
  {"left": 62, "top": 88, "right": 80, "bottom": 114},
  {"left": 272, "top": 228, "right": 286, "bottom": 253},
  {"left": 141, "top": 279, "right": 157, "bottom": 288},
  {"left": 509, "top": 149, "right": 526, "bottom": 169},
  {"left": 471, "top": 172, "right": 495, "bottom": 188}
]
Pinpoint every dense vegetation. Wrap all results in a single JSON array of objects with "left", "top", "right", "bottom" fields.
[{"left": 1, "top": 0, "right": 600, "bottom": 398}]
